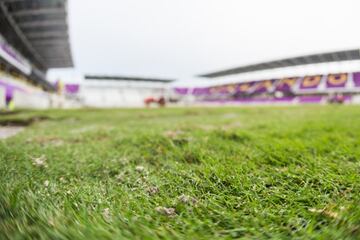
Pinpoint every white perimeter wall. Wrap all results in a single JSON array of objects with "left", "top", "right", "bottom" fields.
[
  {"left": 0, "top": 87, "right": 5, "bottom": 109},
  {"left": 14, "top": 91, "right": 50, "bottom": 109},
  {"left": 81, "top": 86, "right": 165, "bottom": 108},
  {"left": 80, "top": 81, "right": 169, "bottom": 108},
  {"left": 14, "top": 92, "right": 80, "bottom": 109}
]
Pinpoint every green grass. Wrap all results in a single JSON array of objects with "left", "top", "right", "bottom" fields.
[{"left": 1, "top": 106, "right": 360, "bottom": 239}]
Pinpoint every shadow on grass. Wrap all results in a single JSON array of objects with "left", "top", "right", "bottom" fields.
[{"left": 0, "top": 116, "right": 50, "bottom": 127}]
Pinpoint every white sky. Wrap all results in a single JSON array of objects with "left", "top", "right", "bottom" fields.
[{"left": 48, "top": 0, "right": 360, "bottom": 82}]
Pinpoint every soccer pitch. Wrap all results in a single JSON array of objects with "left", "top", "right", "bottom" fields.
[{"left": 1, "top": 106, "right": 360, "bottom": 239}]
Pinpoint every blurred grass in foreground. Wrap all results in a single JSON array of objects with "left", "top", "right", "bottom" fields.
[{"left": 1, "top": 106, "right": 360, "bottom": 239}]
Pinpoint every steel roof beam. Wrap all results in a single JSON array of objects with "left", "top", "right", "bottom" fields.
[
  {"left": 28, "top": 35, "right": 69, "bottom": 41},
  {"left": 31, "top": 38, "right": 69, "bottom": 44},
  {"left": 18, "top": 19, "right": 66, "bottom": 28},
  {"left": 14, "top": 13, "right": 67, "bottom": 24},
  {"left": 26, "top": 30, "right": 67, "bottom": 39},
  {"left": 10, "top": 7, "right": 65, "bottom": 16},
  {"left": 3, "top": 0, "right": 66, "bottom": 9},
  {"left": 28, "top": 34, "right": 69, "bottom": 41},
  {"left": 22, "top": 25, "right": 68, "bottom": 33},
  {"left": 35, "top": 47, "right": 71, "bottom": 52},
  {"left": 35, "top": 51, "right": 71, "bottom": 57},
  {"left": 36, "top": 51, "right": 71, "bottom": 57}
]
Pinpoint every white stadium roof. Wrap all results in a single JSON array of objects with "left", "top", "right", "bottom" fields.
[{"left": 200, "top": 49, "right": 360, "bottom": 78}]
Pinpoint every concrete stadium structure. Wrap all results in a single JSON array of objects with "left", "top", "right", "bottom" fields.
[
  {"left": 174, "top": 49, "right": 360, "bottom": 105},
  {"left": 0, "top": 0, "right": 72, "bottom": 109}
]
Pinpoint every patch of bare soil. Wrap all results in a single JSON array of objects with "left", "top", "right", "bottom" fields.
[
  {"left": 27, "top": 136, "right": 65, "bottom": 146},
  {"left": 0, "top": 127, "right": 24, "bottom": 139},
  {"left": 0, "top": 116, "right": 49, "bottom": 127}
]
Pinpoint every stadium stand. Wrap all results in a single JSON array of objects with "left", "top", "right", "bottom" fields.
[
  {"left": 173, "top": 50, "right": 360, "bottom": 105},
  {"left": 0, "top": 0, "right": 72, "bottom": 109},
  {"left": 174, "top": 72, "right": 360, "bottom": 105}
]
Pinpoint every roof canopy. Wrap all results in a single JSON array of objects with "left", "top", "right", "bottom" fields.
[
  {"left": 200, "top": 49, "right": 360, "bottom": 78},
  {"left": 85, "top": 75, "right": 175, "bottom": 83},
  {"left": 0, "top": 0, "right": 73, "bottom": 70}
]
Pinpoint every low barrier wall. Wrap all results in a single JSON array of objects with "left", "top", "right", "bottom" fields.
[
  {"left": 0, "top": 87, "right": 5, "bottom": 109},
  {"left": 14, "top": 91, "right": 50, "bottom": 109}
]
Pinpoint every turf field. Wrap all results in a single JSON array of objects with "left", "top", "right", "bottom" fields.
[{"left": 1, "top": 106, "right": 360, "bottom": 239}]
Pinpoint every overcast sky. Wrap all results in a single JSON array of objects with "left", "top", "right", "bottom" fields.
[{"left": 48, "top": 0, "right": 360, "bottom": 82}]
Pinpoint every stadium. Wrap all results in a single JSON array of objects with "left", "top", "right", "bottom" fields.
[
  {"left": 53, "top": 50, "right": 360, "bottom": 108},
  {"left": 1, "top": 0, "right": 360, "bottom": 239},
  {"left": 1, "top": 0, "right": 360, "bottom": 109}
]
